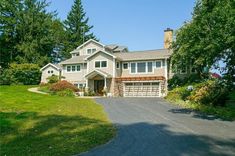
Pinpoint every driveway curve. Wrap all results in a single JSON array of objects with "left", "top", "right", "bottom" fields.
[{"left": 80, "top": 98, "right": 235, "bottom": 156}]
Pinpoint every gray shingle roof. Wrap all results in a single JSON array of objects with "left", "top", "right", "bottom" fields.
[
  {"left": 59, "top": 55, "right": 88, "bottom": 64},
  {"left": 53, "top": 64, "right": 62, "bottom": 69},
  {"left": 113, "top": 49, "right": 172, "bottom": 61}
]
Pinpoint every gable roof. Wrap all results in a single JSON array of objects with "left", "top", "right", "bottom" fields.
[
  {"left": 59, "top": 55, "right": 88, "bottom": 64},
  {"left": 70, "top": 39, "right": 105, "bottom": 54},
  {"left": 113, "top": 49, "right": 172, "bottom": 61},
  {"left": 40, "top": 63, "right": 61, "bottom": 71},
  {"left": 85, "top": 69, "right": 112, "bottom": 78},
  {"left": 84, "top": 50, "right": 117, "bottom": 60}
]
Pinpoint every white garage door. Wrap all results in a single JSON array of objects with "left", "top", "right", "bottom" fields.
[{"left": 124, "top": 82, "right": 160, "bottom": 97}]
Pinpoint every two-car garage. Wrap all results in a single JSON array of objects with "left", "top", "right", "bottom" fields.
[{"left": 123, "top": 82, "right": 161, "bottom": 97}]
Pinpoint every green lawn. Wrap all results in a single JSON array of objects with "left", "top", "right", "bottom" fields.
[{"left": 0, "top": 85, "right": 115, "bottom": 156}]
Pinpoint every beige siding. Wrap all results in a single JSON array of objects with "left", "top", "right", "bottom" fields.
[
  {"left": 115, "top": 61, "right": 122, "bottom": 77},
  {"left": 79, "top": 42, "right": 104, "bottom": 56},
  {"left": 87, "top": 52, "right": 114, "bottom": 76},
  {"left": 61, "top": 64, "right": 87, "bottom": 83},
  {"left": 41, "top": 66, "right": 60, "bottom": 83}
]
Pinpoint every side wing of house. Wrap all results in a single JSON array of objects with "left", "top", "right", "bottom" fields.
[{"left": 40, "top": 64, "right": 61, "bottom": 83}]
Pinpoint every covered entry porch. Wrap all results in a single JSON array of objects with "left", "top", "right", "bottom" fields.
[{"left": 85, "top": 70, "right": 113, "bottom": 96}]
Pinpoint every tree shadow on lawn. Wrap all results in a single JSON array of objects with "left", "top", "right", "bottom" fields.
[
  {"left": 0, "top": 111, "right": 115, "bottom": 156},
  {"left": 81, "top": 122, "right": 235, "bottom": 156},
  {"left": 1, "top": 112, "right": 235, "bottom": 156}
]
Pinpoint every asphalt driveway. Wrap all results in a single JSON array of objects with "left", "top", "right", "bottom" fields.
[{"left": 80, "top": 98, "right": 235, "bottom": 156}]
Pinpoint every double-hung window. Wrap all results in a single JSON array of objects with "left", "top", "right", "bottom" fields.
[
  {"left": 72, "top": 65, "right": 76, "bottom": 72},
  {"left": 116, "top": 62, "right": 120, "bottom": 69},
  {"left": 123, "top": 63, "right": 128, "bottom": 69},
  {"left": 77, "top": 65, "right": 81, "bottom": 71},
  {"left": 95, "top": 61, "right": 100, "bottom": 68},
  {"left": 87, "top": 48, "right": 96, "bottom": 54},
  {"left": 130, "top": 63, "right": 136, "bottom": 73},
  {"left": 67, "top": 66, "right": 71, "bottom": 72},
  {"left": 147, "top": 62, "right": 153, "bottom": 72},
  {"left": 156, "top": 61, "right": 162, "bottom": 68},
  {"left": 101, "top": 61, "right": 107, "bottom": 67}
]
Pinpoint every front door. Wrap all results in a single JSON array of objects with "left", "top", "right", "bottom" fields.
[{"left": 94, "top": 80, "right": 104, "bottom": 95}]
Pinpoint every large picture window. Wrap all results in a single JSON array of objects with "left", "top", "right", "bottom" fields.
[
  {"left": 130, "top": 61, "right": 153, "bottom": 74},
  {"left": 137, "top": 62, "right": 146, "bottom": 73}
]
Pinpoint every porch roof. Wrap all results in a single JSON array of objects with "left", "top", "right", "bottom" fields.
[{"left": 85, "top": 69, "right": 112, "bottom": 79}]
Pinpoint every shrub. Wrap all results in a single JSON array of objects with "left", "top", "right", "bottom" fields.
[
  {"left": 84, "top": 88, "right": 96, "bottom": 96},
  {"left": 188, "top": 80, "right": 229, "bottom": 106},
  {"left": 49, "top": 80, "right": 79, "bottom": 92},
  {"left": 0, "top": 69, "right": 12, "bottom": 85},
  {"left": 167, "top": 86, "right": 192, "bottom": 101},
  {"left": 46, "top": 75, "right": 59, "bottom": 84},
  {"left": 168, "top": 75, "right": 184, "bottom": 90},
  {"left": 0, "top": 63, "right": 41, "bottom": 85},
  {"left": 56, "top": 88, "right": 74, "bottom": 97}
]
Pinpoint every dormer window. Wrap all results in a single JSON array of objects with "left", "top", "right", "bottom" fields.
[
  {"left": 87, "top": 48, "right": 96, "bottom": 54},
  {"left": 72, "top": 53, "right": 79, "bottom": 57}
]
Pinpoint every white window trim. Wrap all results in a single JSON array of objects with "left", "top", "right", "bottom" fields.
[
  {"left": 180, "top": 67, "right": 187, "bottom": 74},
  {"left": 94, "top": 60, "right": 108, "bottom": 69},
  {"left": 116, "top": 62, "right": 120, "bottom": 69},
  {"left": 129, "top": 61, "right": 154, "bottom": 74},
  {"left": 86, "top": 48, "right": 96, "bottom": 55},
  {"left": 155, "top": 60, "right": 162, "bottom": 69},
  {"left": 65, "top": 64, "right": 82, "bottom": 73},
  {"left": 122, "top": 62, "right": 129, "bottom": 70}
]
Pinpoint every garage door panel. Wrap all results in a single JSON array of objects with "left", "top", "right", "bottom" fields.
[{"left": 124, "top": 82, "right": 160, "bottom": 97}]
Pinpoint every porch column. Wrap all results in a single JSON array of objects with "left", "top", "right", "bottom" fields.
[
  {"left": 104, "top": 77, "right": 107, "bottom": 89},
  {"left": 85, "top": 78, "right": 89, "bottom": 92}
]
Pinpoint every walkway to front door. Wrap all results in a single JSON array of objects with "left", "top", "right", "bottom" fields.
[{"left": 94, "top": 80, "right": 104, "bottom": 95}]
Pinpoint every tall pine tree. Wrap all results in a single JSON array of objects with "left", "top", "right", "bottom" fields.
[
  {"left": 63, "top": 0, "right": 96, "bottom": 58},
  {"left": 0, "top": 0, "right": 65, "bottom": 67}
]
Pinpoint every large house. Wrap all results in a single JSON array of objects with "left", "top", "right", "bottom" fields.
[{"left": 40, "top": 28, "right": 174, "bottom": 97}]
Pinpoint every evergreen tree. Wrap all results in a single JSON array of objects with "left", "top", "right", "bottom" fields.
[
  {"left": 63, "top": 0, "right": 96, "bottom": 58},
  {"left": 0, "top": 0, "right": 23, "bottom": 68},
  {"left": 0, "top": 0, "right": 65, "bottom": 67}
]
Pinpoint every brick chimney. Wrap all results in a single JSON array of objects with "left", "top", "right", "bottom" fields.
[{"left": 164, "top": 28, "right": 173, "bottom": 49}]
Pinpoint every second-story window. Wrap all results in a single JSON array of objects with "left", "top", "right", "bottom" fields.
[
  {"left": 95, "top": 61, "right": 107, "bottom": 68},
  {"left": 116, "top": 62, "right": 120, "bottom": 69},
  {"left": 123, "top": 63, "right": 128, "bottom": 69},
  {"left": 130, "top": 63, "right": 136, "bottom": 73},
  {"left": 147, "top": 62, "right": 153, "bottom": 72},
  {"left": 67, "top": 66, "right": 71, "bottom": 72},
  {"left": 77, "top": 65, "right": 81, "bottom": 71},
  {"left": 87, "top": 48, "right": 96, "bottom": 54},
  {"left": 66, "top": 65, "right": 81, "bottom": 72},
  {"left": 156, "top": 61, "right": 162, "bottom": 68},
  {"left": 72, "top": 65, "right": 76, "bottom": 72}
]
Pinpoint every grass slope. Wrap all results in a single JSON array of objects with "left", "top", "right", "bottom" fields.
[{"left": 0, "top": 85, "right": 115, "bottom": 156}]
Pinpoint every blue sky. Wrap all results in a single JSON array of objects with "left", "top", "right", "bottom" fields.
[{"left": 47, "top": 0, "right": 196, "bottom": 51}]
